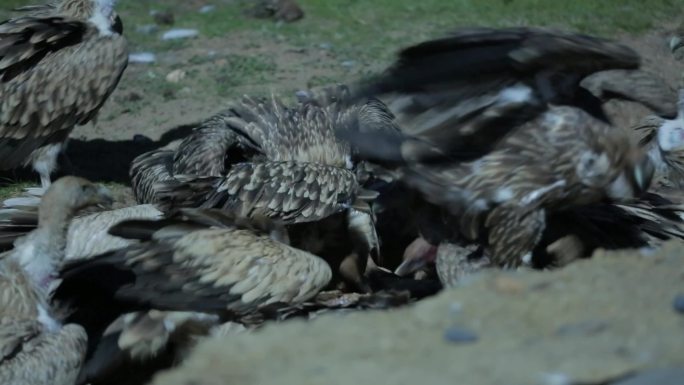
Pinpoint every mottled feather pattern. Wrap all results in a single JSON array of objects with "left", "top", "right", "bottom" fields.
[
  {"left": 0, "top": 15, "right": 128, "bottom": 168},
  {"left": 131, "top": 149, "right": 174, "bottom": 204},
  {"left": 0, "top": 319, "right": 86, "bottom": 385},
  {"left": 59, "top": 211, "right": 332, "bottom": 314},
  {"left": 159, "top": 161, "right": 359, "bottom": 224},
  {"left": 224, "top": 94, "right": 352, "bottom": 167},
  {"left": 173, "top": 116, "right": 254, "bottom": 177},
  {"left": 403, "top": 107, "right": 639, "bottom": 265}
]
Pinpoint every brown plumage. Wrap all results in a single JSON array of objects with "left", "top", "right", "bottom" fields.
[
  {"left": 132, "top": 86, "right": 396, "bottom": 290},
  {"left": 0, "top": 176, "right": 113, "bottom": 385},
  {"left": 0, "top": 0, "right": 128, "bottom": 188},
  {"left": 52, "top": 208, "right": 331, "bottom": 346},
  {"left": 402, "top": 106, "right": 653, "bottom": 266}
]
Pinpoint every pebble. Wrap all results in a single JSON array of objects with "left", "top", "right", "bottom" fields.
[
  {"left": 165, "top": 69, "right": 187, "bottom": 83},
  {"left": 151, "top": 10, "right": 175, "bottom": 26},
  {"left": 319, "top": 42, "right": 332, "bottom": 50},
  {"left": 443, "top": 326, "right": 478, "bottom": 344},
  {"left": 128, "top": 52, "right": 157, "bottom": 64},
  {"left": 538, "top": 372, "right": 572, "bottom": 385},
  {"left": 162, "top": 29, "right": 199, "bottom": 41},
  {"left": 554, "top": 320, "right": 608, "bottom": 337},
  {"left": 199, "top": 5, "right": 216, "bottom": 14},
  {"left": 672, "top": 293, "right": 684, "bottom": 314},
  {"left": 341, "top": 60, "right": 356, "bottom": 69},
  {"left": 136, "top": 24, "right": 159, "bottom": 34}
]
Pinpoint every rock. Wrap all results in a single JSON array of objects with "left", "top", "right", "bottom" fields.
[
  {"left": 136, "top": 24, "right": 159, "bottom": 34},
  {"left": 162, "top": 29, "right": 199, "bottom": 41},
  {"left": 165, "top": 69, "right": 186, "bottom": 83},
  {"left": 672, "top": 294, "right": 684, "bottom": 314},
  {"left": 199, "top": 5, "right": 216, "bottom": 14},
  {"left": 151, "top": 10, "right": 175, "bottom": 25},
  {"left": 341, "top": 60, "right": 356, "bottom": 69},
  {"left": 245, "top": 0, "right": 304, "bottom": 23},
  {"left": 128, "top": 52, "right": 157, "bottom": 64},
  {"left": 319, "top": 42, "right": 332, "bottom": 50},
  {"left": 443, "top": 326, "right": 478, "bottom": 344}
]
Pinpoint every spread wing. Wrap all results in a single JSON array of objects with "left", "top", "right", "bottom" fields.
[
  {"left": 0, "top": 16, "right": 128, "bottom": 168},
  {"left": 344, "top": 27, "right": 642, "bottom": 164}
]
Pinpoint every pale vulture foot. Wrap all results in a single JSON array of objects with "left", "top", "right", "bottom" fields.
[{"left": 30, "top": 143, "right": 63, "bottom": 190}]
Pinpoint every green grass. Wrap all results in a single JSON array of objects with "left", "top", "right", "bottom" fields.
[{"left": 113, "top": 0, "right": 682, "bottom": 64}]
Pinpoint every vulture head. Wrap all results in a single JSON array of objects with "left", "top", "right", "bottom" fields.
[
  {"left": 39, "top": 176, "right": 113, "bottom": 222},
  {"left": 656, "top": 90, "right": 684, "bottom": 153},
  {"left": 59, "top": 0, "right": 122, "bottom": 34},
  {"left": 603, "top": 152, "right": 654, "bottom": 201}
]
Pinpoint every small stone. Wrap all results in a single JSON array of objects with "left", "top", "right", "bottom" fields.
[
  {"left": 124, "top": 91, "right": 143, "bottom": 102},
  {"left": 152, "top": 10, "right": 175, "bottom": 26},
  {"left": 538, "top": 373, "right": 572, "bottom": 385},
  {"left": 319, "top": 42, "right": 332, "bottom": 50},
  {"left": 554, "top": 320, "right": 608, "bottom": 337},
  {"left": 448, "top": 302, "right": 463, "bottom": 315},
  {"left": 162, "top": 29, "right": 199, "bottom": 40},
  {"left": 443, "top": 326, "right": 478, "bottom": 344},
  {"left": 165, "top": 69, "right": 186, "bottom": 83},
  {"left": 136, "top": 24, "right": 159, "bottom": 34},
  {"left": 128, "top": 52, "right": 156, "bottom": 64},
  {"left": 672, "top": 293, "right": 684, "bottom": 314},
  {"left": 199, "top": 5, "right": 216, "bottom": 14},
  {"left": 341, "top": 60, "right": 356, "bottom": 69}
]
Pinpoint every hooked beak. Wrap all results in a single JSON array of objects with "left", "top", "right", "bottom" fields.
[
  {"left": 394, "top": 237, "right": 437, "bottom": 277},
  {"left": 96, "top": 186, "right": 115, "bottom": 209},
  {"left": 631, "top": 156, "right": 654, "bottom": 197}
]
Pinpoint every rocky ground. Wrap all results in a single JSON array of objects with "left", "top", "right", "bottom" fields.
[{"left": 154, "top": 243, "right": 684, "bottom": 385}]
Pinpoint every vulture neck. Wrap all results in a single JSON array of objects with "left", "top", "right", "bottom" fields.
[{"left": 13, "top": 201, "right": 76, "bottom": 291}]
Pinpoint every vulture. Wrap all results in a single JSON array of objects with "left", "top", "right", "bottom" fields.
[
  {"left": 338, "top": 26, "right": 678, "bottom": 267},
  {"left": 396, "top": 194, "right": 684, "bottom": 286},
  {"left": 131, "top": 86, "right": 398, "bottom": 289},
  {"left": 51, "top": 208, "right": 332, "bottom": 384},
  {"left": 635, "top": 90, "right": 684, "bottom": 188},
  {"left": 0, "top": 0, "right": 128, "bottom": 189},
  {"left": 0, "top": 176, "right": 113, "bottom": 385}
]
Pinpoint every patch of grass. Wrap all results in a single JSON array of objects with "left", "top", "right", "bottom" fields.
[
  {"left": 211, "top": 54, "right": 277, "bottom": 97},
  {"left": 0, "top": 181, "right": 34, "bottom": 201}
]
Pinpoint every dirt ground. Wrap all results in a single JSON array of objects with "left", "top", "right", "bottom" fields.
[{"left": 153, "top": 243, "right": 684, "bottom": 385}]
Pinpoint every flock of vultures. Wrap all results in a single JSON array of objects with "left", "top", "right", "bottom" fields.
[{"left": 0, "top": 0, "right": 683, "bottom": 384}]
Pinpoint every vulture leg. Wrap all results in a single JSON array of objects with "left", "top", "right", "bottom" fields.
[
  {"left": 29, "top": 143, "right": 63, "bottom": 190},
  {"left": 486, "top": 206, "right": 546, "bottom": 268}
]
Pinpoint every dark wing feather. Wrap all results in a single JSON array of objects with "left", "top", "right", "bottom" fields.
[
  {"left": 345, "top": 27, "right": 640, "bottom": 164},
  {"left": 173, "top": 114, "right": 264, "bottom": 176},
  {"left": 130, "top": 149, "right": 174, "bottom": 204},
  {"left": 53, "top": 212, "right": 331, "bottom": 347}
]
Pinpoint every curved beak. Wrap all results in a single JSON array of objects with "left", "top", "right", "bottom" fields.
[{"left": 96, "top": 185, "right": 115, "bottom": 209}]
